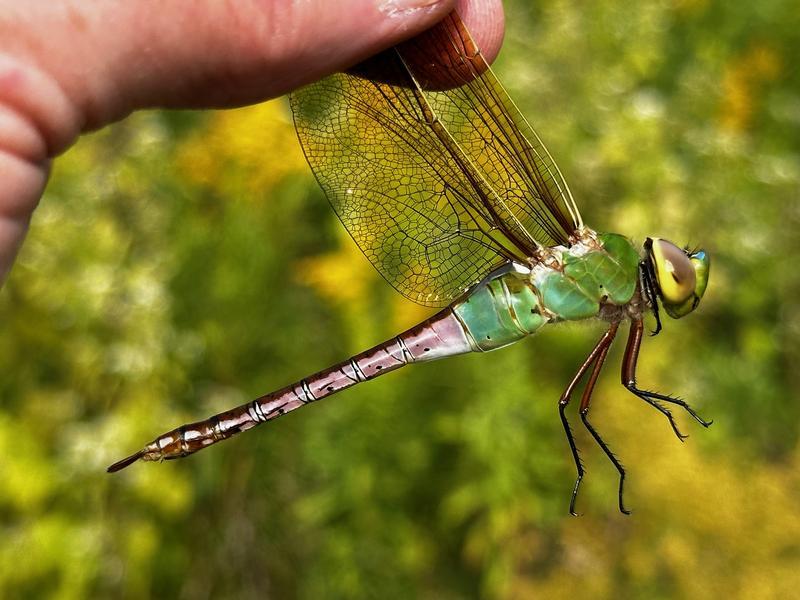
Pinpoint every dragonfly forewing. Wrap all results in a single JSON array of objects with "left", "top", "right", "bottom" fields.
[{"left": 290, "top": 12, "right": 582, "bottom": 307}]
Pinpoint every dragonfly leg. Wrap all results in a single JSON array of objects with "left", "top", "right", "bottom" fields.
[
  {"left": 559, "top": 322, "right": 620, "bottom": 516},
  {"left": 577, "top": 323, "right": 632, "bottom": 515},
  {"left": 640, "top": 258, "right": 663, "bottom": 336},
  {"left": 622, "top": 319, "right": 713, "bottom": 440}
]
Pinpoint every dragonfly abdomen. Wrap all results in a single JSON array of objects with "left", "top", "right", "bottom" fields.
[{"left": 109, "top": 307, "right": 475, "bottom": 469}]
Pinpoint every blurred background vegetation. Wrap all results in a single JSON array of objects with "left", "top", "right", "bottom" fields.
[{"left": 2, "top": 0, "right": 799, "bottom": 597}]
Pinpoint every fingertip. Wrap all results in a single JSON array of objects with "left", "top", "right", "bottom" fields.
[{"left": 457, "top": 0, "right": 505, "bottom": 64}]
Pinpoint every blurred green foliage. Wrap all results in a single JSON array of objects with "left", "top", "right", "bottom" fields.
[{"left": 2, "top": 0, "right": 800, "bottom": 597}]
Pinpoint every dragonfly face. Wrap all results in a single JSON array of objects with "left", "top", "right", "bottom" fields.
[{"left": 645, "top": 238, "right": 710, "bottom": 319}]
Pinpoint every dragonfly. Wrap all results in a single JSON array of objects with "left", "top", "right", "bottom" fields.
[{"left": 109, "top": 11, "right": 711, "bottom": 515}]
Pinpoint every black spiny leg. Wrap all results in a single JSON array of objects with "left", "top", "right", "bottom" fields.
[
  {"left": 577, "top": 326, "right": 631, "bottom": 515},
  {"left": 639, "top": 258, "right": 663, "bottom": 336},
  {"left": 559, "top": 322, "right": 620, "bottom": 516},
  {"left": 622, "top": 319, "right": 713, "bottom": 436}
]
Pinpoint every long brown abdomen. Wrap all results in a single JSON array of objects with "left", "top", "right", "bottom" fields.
[{"left": 108, "top": 307, "right": 474, "bottom": 471}]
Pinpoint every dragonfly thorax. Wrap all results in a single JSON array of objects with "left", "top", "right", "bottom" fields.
[{"left": 522, "top": 230, "right": 643, "bottom": 323}]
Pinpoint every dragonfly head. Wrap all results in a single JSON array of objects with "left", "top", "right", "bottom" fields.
[{"left": 644, "top": 238, "right": 710, "bottom": 319}]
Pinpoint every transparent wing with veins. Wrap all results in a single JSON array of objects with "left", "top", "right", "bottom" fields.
[{"left": 290, "top": 12, "right": 581, "bottom": 306}]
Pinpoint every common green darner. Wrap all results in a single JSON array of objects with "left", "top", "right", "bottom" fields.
[{"left": 109, "top": 11, "right": 711, "bottom": 515}]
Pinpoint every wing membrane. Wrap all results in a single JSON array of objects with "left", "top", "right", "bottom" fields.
[{"left": 290, "top": 11, "right": 581, "bottom": 306}]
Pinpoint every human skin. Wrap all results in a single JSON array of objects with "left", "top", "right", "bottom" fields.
[{"left": 0, "top": 0, "right": 504, "bottom": 284}]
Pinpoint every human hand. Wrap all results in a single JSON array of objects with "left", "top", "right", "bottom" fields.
[{"left": 0, "top": 0, "right": 503, "bottom": 283}]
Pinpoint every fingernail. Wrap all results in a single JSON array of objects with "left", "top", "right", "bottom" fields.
[{"left": 378, "top": 0, "right": 447, "bottom": 18}]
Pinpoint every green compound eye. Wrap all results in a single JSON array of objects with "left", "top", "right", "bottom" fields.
[
  {"left": 690, "top": 250, "right": 710, "bottom": 299},
  {"left": 648, "top": 239, "right": 710, "bottom": 319}
]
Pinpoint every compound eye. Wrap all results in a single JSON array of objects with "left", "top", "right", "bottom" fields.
[{"left": 651, "top": 239, "right": 696, "bottom": 304}]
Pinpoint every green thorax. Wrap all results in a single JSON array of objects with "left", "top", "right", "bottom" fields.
[
  {"left": 536, "top": 232, "right": 641, "bottom": 321},
  {"left": 452, "top": 232, "right": 641, "bottom": 351}
]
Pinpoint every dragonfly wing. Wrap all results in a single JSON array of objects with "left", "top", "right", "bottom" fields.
[
  {"left": 291, "top": 54, "right": 514, "bottom": 306},
  {"left": 290, "top": 11, "right": 581, "bottom": 306},
  {"left": 395, "top": 12, "right": 583, "bottom": 247}
]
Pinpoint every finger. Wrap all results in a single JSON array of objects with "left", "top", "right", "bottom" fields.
[
  {"left": 0, "top": 0, "right": 505, "bottom": 283},
  {"left": 48, "top": 0, "right": 461, "bottom": 129},
  {"left": 0, "top": 0, "right": 455, "bottom": 282},
  {"left": 105, "top": 0, "right": 503, "bottom": 119}
]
